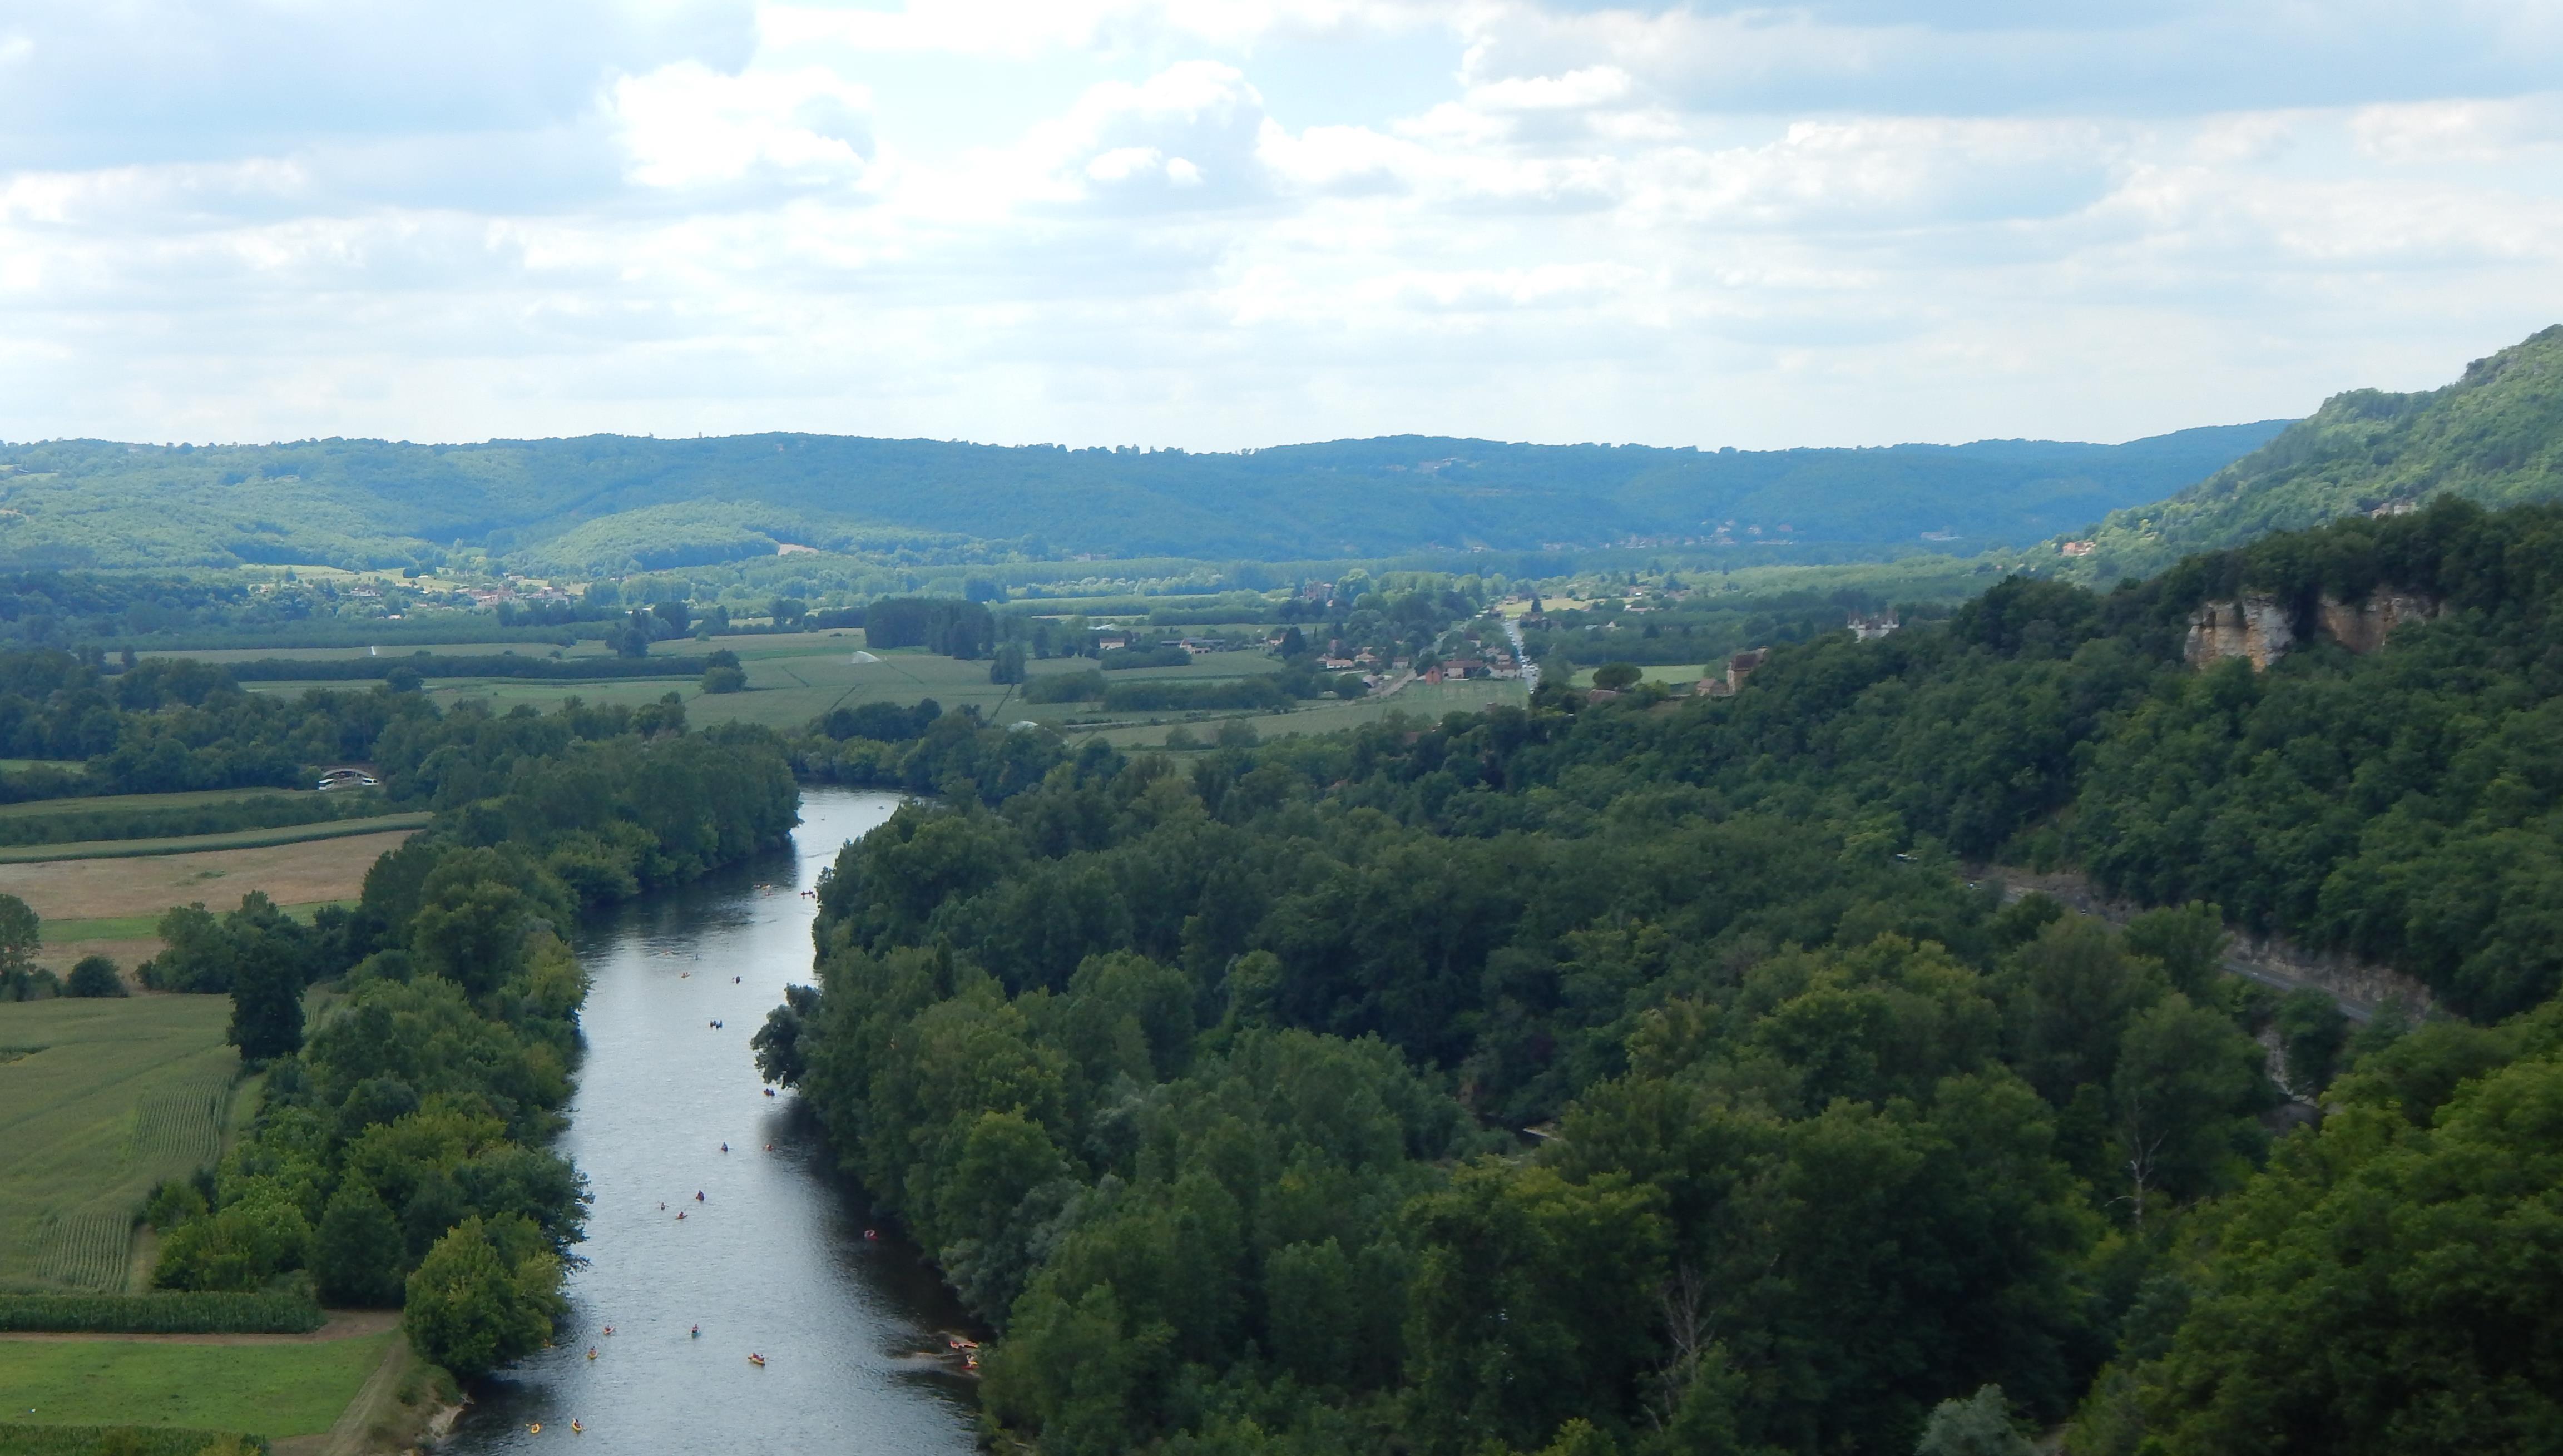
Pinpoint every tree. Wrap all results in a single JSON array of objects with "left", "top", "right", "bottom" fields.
[
  {"left": 1402, "top": 1161, "right": 1670, "bottom": 1454},
  {"left": 701, "top": 663, "right": 746, "bottom": 694},
  {"left": 314, "top": 1182, "right": 408, "bottom": 1306},
  {"left": 228, "top": 953, "right": 305, "bottom": 1061},
  {"left": 0, "top": 890, "right": 39, "bottom": 999},
  {"left": 1277, "top": 626, "right": 1307, "bottom": 658},
  {"left": 769, "top": 596, "right": 808, "bottom": 627},
  {"left": 2109, "top": 996, "right": 2267, "bottom": 1222},
  {"left": 404, "top": 1215, "right": 564, "bottom": 1379},
  {"left": 991, "top": 643, "right": 1028, "bottom": 685},
  {"left": 1591, "top": 661, "right": 1643, "bottom": 691},
  {"left": 65, "top": 954, "right": 126, "bottom": 997},
  {"left": 408, "top": 878, "right": 537, "bottom": 996},
  {"left": 2121, "top": 903, "right": 2229, "bottom": 1001},
  {"left": 2273, "top": 989, "right": 2349, "bottom": 1097},
  {"left": 1916, "top": 1385, "right": 2032, "bottom": 1456},
  {"left": 2138, "top": 1056, "right": 2563, "bottom": 1454}
]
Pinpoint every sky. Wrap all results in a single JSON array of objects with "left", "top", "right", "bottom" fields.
[{"left": 3, "top": 0, "right": 2560, "bottom": 452}]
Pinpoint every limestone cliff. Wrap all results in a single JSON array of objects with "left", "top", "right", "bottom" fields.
[{"left": 2185, "top": 590, "right": 2439, "bottom": 669}]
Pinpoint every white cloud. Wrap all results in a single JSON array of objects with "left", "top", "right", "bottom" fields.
[
  {"left": 613, "top": 63, "right": 877, "bottom": 190},
  {"left": 2, "top": 0, "right": 2562, "bottom": 456}
]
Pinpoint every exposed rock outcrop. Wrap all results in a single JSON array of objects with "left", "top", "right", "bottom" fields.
[
  {"left": 2185, "top": 590, "right": 2440, "bottom": 670},
  {"left": 2315, "top": 590, "right": 2440, "bottom": 655},
  {"left": 2184, "top": 595, "right": 2294, "bottom": 668}
]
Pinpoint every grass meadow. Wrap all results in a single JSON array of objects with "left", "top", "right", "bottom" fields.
[
  {"left": 0, "top": 1332, "right": 394, "bottom": 1438},
  {"left": 0, "top": 997, "right": 243, "bottom": 1294}
]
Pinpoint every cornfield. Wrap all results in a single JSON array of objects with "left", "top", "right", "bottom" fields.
[
  {"left": 132, "top": 1073, "right": 231, "bottom": 1171},
  {"left": 29, "top": 1211, "right": 130, "bottom": 1293},
  {"left": 0, "top": 1291, "right": 324, "bottom": 1334}
]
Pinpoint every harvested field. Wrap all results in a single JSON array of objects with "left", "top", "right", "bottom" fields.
[{"left": 0, "top": 830, "right": 415, "bottom": 922}]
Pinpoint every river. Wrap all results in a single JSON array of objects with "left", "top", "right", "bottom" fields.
[{"left": 440, "top": 788, "right": 980, "bottom": 1455}]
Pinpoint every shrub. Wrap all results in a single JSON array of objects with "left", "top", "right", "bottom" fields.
[{"left": 65, "top": 955, "right": 128, "bottom": 997}]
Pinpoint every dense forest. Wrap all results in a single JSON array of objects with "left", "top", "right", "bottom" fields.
[
  {"left": 0, "top": 425, "right": 2279, "bottom": 572},
  {"left": 759, "top": 497, "right": 2563, "bottom": 1454},
  {"left": 141, "top": 697, "right": 796, "bottom": 1378},
  {"left": 2071, "top": 324, "right": 2563, "bottom": 578}
]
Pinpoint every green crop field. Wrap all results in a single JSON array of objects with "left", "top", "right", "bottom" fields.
[
  {"left": 0, "top": 791, "right": 289, "bottom": 823},
  {"left": 1569, "top": 664, "right": 1711, "bottom": 686},
  {"left": 239, "top": 636, "right": 1114, "bottom": 733},
  {"left": 231, "top": 627, "right": 1402, "bottom": 746},
  {"left": 0, "top": 997, "right": 242, "bottom": 1293},
  {"left": 1086, "top": 677, "right": 1528, "bottom": 749},
  {"left": 0, "top": 1333, "right": 393, "bottom": 1438},
  {"left": 0, "top": 816, "right": 429, "bottom": 865}
]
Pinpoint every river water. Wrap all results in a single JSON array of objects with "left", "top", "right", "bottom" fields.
[{"left": 441, "top": 789, "right": 980, "bottom": 1455}]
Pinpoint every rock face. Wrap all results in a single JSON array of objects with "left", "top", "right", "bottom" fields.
[
  {"left": 2185, "top": 590, "right": 2440, "bottom": 670},
  {"left": 2315, "top": 591, "right": 2440, "bottom": 655},
  {"left": 2184, "top": 595, "right": 2295, "bottom": 669}
]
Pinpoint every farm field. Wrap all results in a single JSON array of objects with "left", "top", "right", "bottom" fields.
[
  {"left": 0, "top": 997, "right": 243, "bottom": 1293},
  {"left": 0, "top": 829, "right": 415, "bottom": 922},
  {"left": 0, "top": 1332, "right": 393, "bottom": 1438},
  {"left": 1087, "top": 677, "right": 1528, "bottom": 748},
  {"left": 246, "top": 636, "right": 1120, "bottom": 732},
  {"left": 215, "top": 624, "right": 1461, "bottom": 748},
  {"left": 0, "top": 790, "right": 291, "bottom": 822},
  {"left": 1569, "top": 664, "right": 1711, "bottom": 686},
  {"left": 0, "top": 815, "right": 428, "bottom": 866}
]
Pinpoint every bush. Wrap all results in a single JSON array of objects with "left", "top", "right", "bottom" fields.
[
  {"left": 64, "top": 954, "right": 126, "bottom": 997},
  {"left": 700, "top": 664, "right": 747, "bottom": 694}
]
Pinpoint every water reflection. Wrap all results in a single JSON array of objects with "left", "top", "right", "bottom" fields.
[{"left": 442, "top": 790, "right": 977, "bottom": 1455}]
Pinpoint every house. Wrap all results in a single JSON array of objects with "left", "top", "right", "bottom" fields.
[
  {"left": 1322, "top": 657, "right": 1357, "bottom": 671},
  {"left": 1725, "top": 649, "right": 1767, "bottom": 692},
  {"left": 1849, "top": 611, "right": 1900, "bottom": 642},
  {"left": 2060, "top": 540, "right": 2097, "bottom": 557}
]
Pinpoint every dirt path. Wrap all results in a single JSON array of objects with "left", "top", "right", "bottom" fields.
[
  {"left": 1980, "top": 864, "right": 2435, "bottom": 1022},
  {"left": 0, "top": 1309, "right": 399, "bottom": 1345},
  {"left": 276, "top": 1329, "right": 415, "bottom": 1456}
]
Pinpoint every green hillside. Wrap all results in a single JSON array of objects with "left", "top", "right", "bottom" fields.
[
  {"left": 0, "top": 425, "right": 2280, "bottom": 572},
  {"left": 2067, "top": 324, "right": 2563, "bottom": 577}
]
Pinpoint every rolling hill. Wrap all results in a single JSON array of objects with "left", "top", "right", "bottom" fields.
[
  {"left": 2065, "top": 324, "right": 2563, "bottom": 577},
  {"left": 0, "top": 425, "right": 2282, "bottom": 573}
]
